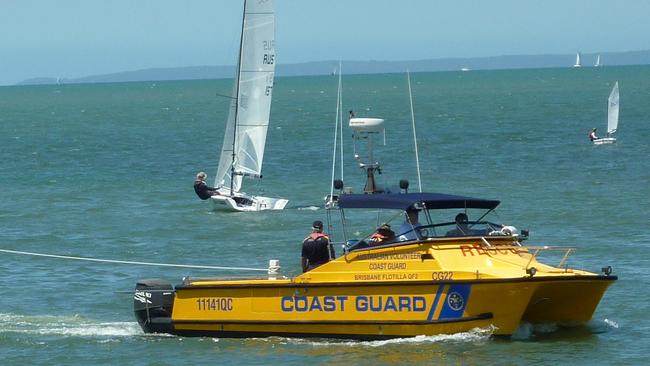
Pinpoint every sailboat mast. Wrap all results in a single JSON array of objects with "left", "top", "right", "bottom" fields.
[{"left": 230, "top": 0, "right": 247, "bottom": 197}]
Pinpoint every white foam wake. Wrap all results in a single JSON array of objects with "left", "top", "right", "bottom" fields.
[
  {"left": 0, "top": 313, "right": 145, "bottom": 338},
  {"left": 296, "top": 206, "right": 321, "bottom": 211},
  {"left": 268, "top": 326, "right": 495, "bottom": 347}
]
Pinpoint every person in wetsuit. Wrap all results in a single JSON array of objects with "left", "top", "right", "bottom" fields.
[
  {"left": 193, "top": 172, "right": 220, "bottom": 200},
  {"left": 588, "top": 128, "right": 598, "bottom": 141},
  {"left": 301, "top": 220, "right": 334, "bottom": 272}
]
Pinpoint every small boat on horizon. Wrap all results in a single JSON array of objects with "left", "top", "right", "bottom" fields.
[
  {"left": 595, "top": 54, "right": 602, "bottom": 67},
  {"left": 209, "top": 0, "right": 288, "bottom": 211},
  {"left": 573, "top": 51, "right": 582, "bottom": 68},
  {"left": 573, "top": 52, "right": 582, "bottom": 67}
]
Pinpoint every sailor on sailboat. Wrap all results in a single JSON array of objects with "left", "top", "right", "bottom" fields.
[
  {"left": 592, "top": 81, "right": 619, "bottom": 145},
  {"left": 208, "top": 0, "right": 288, "bottom": 211}
]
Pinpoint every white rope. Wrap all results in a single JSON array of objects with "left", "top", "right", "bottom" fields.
[{"left": 0, "top": 248, "right": 268, "bottom": 272}]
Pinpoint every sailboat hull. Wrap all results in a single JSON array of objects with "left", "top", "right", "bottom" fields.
[
  {"left": 210, "top": 194, "right": 289, "bottom": 212},
  {"left": 593, "top": 137, "right": 616, "bottom": 145}
]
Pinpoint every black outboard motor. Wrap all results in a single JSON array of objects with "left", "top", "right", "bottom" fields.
[{"left": 133, "top": 279, "right": 175, "bottom": 334}]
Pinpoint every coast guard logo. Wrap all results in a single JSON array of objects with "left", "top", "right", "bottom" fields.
[{"left": 447, "top": 291, "right": 464, "bottom": 311}]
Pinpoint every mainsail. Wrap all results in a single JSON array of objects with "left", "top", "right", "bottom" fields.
[
  {"left": 215, "top": 0, "right": 276, "bottom": 194},
  {"left": 607, "top": 82, "right": 619, "bottom": 135}
]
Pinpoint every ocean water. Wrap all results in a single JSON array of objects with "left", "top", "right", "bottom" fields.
[{"left": 1, "top": 66, "right": 649, "bottom": 365}]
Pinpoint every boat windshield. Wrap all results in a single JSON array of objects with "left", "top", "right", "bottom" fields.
[{"left": 406, "top": 220, "right": 504, "bottom": 239}]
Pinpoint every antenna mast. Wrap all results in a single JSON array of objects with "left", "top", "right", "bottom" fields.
[{"left": 407, "top": 71, "right": 422, "bottom": 192}]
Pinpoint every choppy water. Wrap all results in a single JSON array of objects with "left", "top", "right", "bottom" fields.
[{"left": 1, "top": 66, "right": 649, "bottom": 365}]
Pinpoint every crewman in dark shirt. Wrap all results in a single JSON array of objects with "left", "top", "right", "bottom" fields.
[
  {"left": 301, "top": 220, "right": 334, "bottom": 272},
  {"left": 193, "top": 172, "right": 220, "bottom": 200}
]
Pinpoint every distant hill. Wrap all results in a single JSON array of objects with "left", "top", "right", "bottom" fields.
[{"left": 16, "top": 49, "right": 650, "bottom": 86}]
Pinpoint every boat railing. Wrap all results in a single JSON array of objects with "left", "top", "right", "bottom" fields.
[{"left": 521, "top": 245, "right": 577, "bottom": 269}]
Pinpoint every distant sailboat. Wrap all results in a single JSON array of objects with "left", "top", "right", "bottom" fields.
[
  {"left": 594, "top": 55, "right": 601, "bottom": 67},
  {"left": 573, "top": 52, "right": 582, "bottom": 68},
  {"left": 210, "top": 0, "right": 288, "bottom": 211},
  {"left": 592, "top": 82, "right": 619, "bottom": 145}
]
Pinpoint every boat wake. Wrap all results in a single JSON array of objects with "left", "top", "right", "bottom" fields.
[
  {"left": 295, "top": 205, "right": 321, "bottom": 211},
  {"left": 0, "top": 313, "right": 150, "bottom": 338},
  {"left": 602, "top": 318, "right": 619, "bottom": 329},
  {"left": 268, "top": 326, "right": 495, "bottom": 347},
  {"left": 512, "top": 318, "right": 619, "bottom": 340}
]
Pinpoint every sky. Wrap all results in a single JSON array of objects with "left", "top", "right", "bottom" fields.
[{"left": 1, "top": 0, "right": 650, "bottom": 85}]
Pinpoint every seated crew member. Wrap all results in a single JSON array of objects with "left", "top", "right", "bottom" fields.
[
  {"left": 588, "top": 128, "right": 598, "bottom": 141},
  {"left": 446, "top": 213, "right": 471, "bottom": 237},
  {"left": 301, "top": 220, "right": 334, "bottom": 272},
  {"left": 398, "top": 208, "right": 422, "bottom": 241},
  {"left": 369, "top": 224, "right": 396, "bottom": 245},
  {"left": 193, "top": 172, "right": 220, "bottom": 200}
]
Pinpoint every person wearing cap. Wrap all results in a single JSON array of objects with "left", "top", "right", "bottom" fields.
[
  {"left": 588, "top": 128, "right": 598, "bottom": 141},
  {"left": 301, "top": 220, "right": 334, "bottom": 272},
  {"left": 397, "top": 208, "right": 422, "bottom": 241},
  {"left": 193, "top": 172, "right": 220, "bottom": 200}
]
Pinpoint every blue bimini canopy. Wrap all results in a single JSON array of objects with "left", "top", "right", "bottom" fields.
[{"left": 336, "top": 192, "right": 500, "bottom": 211}]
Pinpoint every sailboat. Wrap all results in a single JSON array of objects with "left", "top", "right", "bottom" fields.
[
  {"left": 573, "top": 52, "right": 582, "bottom": 67},
  {"left": 210, "top": 0, "right": 288, "bottom": 212},
  {"left": 593, "top": 82, "right": 619, "bottom": 145},
  {"left": 594, "top": 55, "right": 601, "bottom": 67}
]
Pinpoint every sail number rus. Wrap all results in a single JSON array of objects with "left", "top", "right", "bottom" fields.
[{"left": 263, "top": 40, "right": 275, "bottom": 65}]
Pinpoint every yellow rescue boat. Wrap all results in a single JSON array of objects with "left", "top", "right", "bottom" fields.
[{"left": 133, "top": 191, "right": 616, "bottom": 339}]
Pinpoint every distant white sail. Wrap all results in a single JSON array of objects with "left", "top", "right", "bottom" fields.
[
  {"left": 607, "top": 82, "right": 619, "bottom": 135},
  {"left": 573, "top": 52, "right": 582, "bottom": 67},
  {"left": 595, "top": 55, "right": 601, "bottom": 67},
  {"left": 215, "top": 0, "right": 276, "bottom": 193}
]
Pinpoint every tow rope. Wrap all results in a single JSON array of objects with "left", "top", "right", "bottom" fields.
[{"left": 0, "top": 248, "right": 268, "bottom": 272}]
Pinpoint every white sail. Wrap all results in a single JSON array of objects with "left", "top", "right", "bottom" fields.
[
  {"left": 573, "top": 52, "right": 582, "bottom": 67},
  {"left": 215, "top": 0, "right": 276, "bottom": 194},
  {"left": 595, "top": 55, "right": 601, "bottom": 67},
  {"left": 607, "top": 82, "right": 619, "bottom": 135}
]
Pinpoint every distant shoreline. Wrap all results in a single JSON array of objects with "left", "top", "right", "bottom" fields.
[{"left": 15, "top": 49, "right": 650, "bottom": 86}]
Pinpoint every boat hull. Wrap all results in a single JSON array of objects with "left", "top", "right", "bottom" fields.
[
  {"left": 133, "top": 276, "right": 612, "bottom": 339},
  {"left": 210, "top": 194, "right": 288, "bottom": 212},
  {"left": 593, "top": 137, "right": 616, "bottom": 145},
  {"left": 522, "top": 277, "right": 614, "bottom": 324}
]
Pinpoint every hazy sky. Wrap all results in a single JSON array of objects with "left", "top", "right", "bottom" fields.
[{"left": 1, "top": 0, "right": 649, "bottom": 85}]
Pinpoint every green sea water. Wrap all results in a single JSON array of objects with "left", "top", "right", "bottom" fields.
[{"left": 1, "top": 66, "right": 649, "bottom": 365}]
